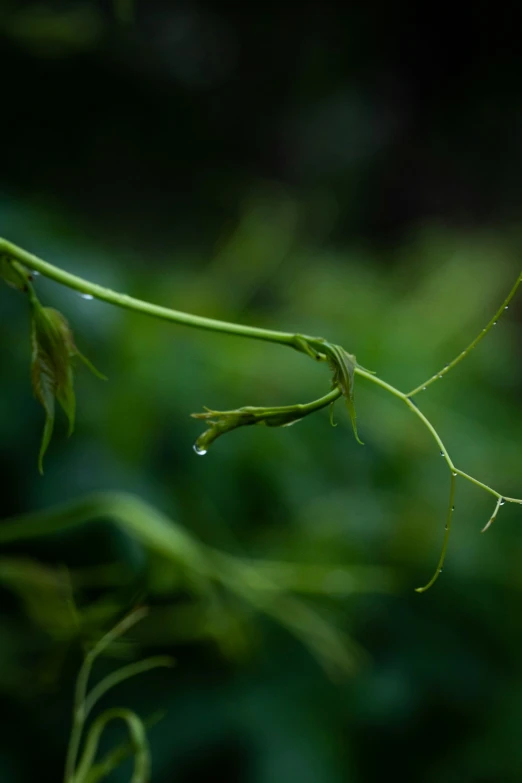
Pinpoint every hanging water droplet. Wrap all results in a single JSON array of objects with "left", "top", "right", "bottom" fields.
[
  {"left": 452, "top": 472, "right": 457, "bottom": 477},
  {"left": 452, "top": 505, "right": 455, "bottom": 511},
  {"left": 499, "top": 498, "right": 505, "bottom": 506},
  {"left": 439, "top": 568, "right": 443, "bottom": 574},
  {"left": 440, "top": 451, "right": 445, "bottom": 457},
  {"left": 422, "top": 386, "right": 427, "bottom": 391},
  {"left": 30, "top": 270, "right": 40, "bottom": 277},
  {"left": 193, "top": 444, "right": 207, "bottom": 456},
  {"left": 493, "top": 321, "right": 497, "bottom": 326},
  {"left": 505, "top": 305, "right": 509, "bottom": 310},
  {"left": 438, "top": 374, "right": 443, "bottom": 379},
  {"left": 79, "top": 293, "right": 94, "bottom": 300}
]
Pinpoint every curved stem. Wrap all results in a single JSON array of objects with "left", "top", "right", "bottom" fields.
[
  {"left": 415, "top": 472, "right": 457, "bottom": 592},
  {"left": 73, "top": 708, "right": 149, "bottom": 783},
  {"left": 407, "top": 271, "right": 522, "bottom": 397},
  {"left": 83, "top": 657, "right": 173, "bottom": 720},
  {"left": 64, "top": 608, "right": 148, "bottom": 783},
  {"left": 0, "top": 238, "right": 300, "bottom": 348}
]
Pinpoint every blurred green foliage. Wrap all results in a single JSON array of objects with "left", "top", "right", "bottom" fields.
[{"left": 1, "top": 2, "right": 522, "bottom": 782}]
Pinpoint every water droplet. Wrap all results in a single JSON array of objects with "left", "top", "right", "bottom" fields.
[
  {"left": 440, "top": 451, "right": 445, "bottom": 457},
  {"left": 505, "top": 305, "right": 509, "bottom": 310},
  {"left": 193, "top": 444, "right": 207, "bottom": 456},
  {"left": 493, "top": 321, "right": 497, "bottom": 326},
  {"left": 452, "top": 506, "right": 455, "bottom": 511},
  {"left": 445, "top": 524, "right": 448, "bottom": 530},
  {"left": 30, "top": 270, "right": 40, "bottom": 277},
  {"left": 438, "top": 375, "right": 443, "bottom": 379},
  {"left": 79, "top": 293, "right": 94, "bottom": 300},
  {"left": 483, "top": 329, "right": 487, "bottom": 332},
  {"left": 422, "top": 386, "right": 427, "bottom": 391},
  {"left": 439, "top": 568, "right": 443, "bottom": 574},
  {"left": 452, "top": 472, "right": 457, "bottom": 477},
  {"left": 499, "top": 498, "right": 505, "bottom": 506}
]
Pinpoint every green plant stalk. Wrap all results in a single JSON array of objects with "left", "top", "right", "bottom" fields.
[
  {"left": 0, "top": 238, "right": 307, "bottom": 350},
  {"left": 83, "top": 656, "right": 173, "bottom": 720},
  {"left": 1, "top": 237, "right": 521, "bottom": 589}
]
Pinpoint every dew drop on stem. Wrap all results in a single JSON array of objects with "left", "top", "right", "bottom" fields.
[
  {"left": 193, "top": 444, "right": 207, "bottom": 456},
  {"left": 79, "top": 293, "right": 94, "bottom": 300}
]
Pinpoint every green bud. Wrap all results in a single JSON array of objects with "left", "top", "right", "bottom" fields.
[{"left": 191, "top": 404, "right": 306, "bottom": 454}]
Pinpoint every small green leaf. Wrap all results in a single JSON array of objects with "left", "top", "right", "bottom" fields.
[
  {"left": 38, "top": 403, "right": 55, "bottom": 475},
  {"left": 30, "top": 302, "right": 105, "bottom": 471},
  {"left": 57, "top": 365, "right": 76, "bottom": 437},
  {"left": 345, "top": 394, "right": 364, "bottom": 445},
  {"left": 324, "top": 343, "right": 364, "bottom": 445}
]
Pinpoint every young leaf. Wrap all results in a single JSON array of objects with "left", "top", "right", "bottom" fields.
[
  {"left": 324, "top": 343, "right": 364, "bottom": 445},
  {"left": 30, "top": 303, "right": 105, "bottom": 472}
]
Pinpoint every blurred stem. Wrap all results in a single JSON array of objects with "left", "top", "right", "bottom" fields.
[
  {"left": 73, "top": 708, "right": 150, "bottom": 783},
  {"left": 83, "top": 656, "right": 173, "bottom": 720},
  {"left": 64, "top": 608, "right": 149, "bottom": 783}
]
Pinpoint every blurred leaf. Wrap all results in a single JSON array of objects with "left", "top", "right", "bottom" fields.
[{"left": 0, "top": 493, "right": 375, "bottom": 675}]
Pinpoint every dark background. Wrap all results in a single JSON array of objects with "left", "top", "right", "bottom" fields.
[{"left": 1, "top": 2, "right": 522, "bottom": 782}]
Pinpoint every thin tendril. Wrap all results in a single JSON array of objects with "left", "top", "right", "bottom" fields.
[
  {"left": 407, "top": 272, "right": 522, "bottom": 397},
  {"left": 482, "top": 496, "right": 504, "bottom": 533},
  {"left": 416, "top": 472, "right": 457, "bottom": 593}
]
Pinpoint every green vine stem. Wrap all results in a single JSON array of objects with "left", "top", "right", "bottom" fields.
[
  {"left": 407, "top": 271, "right": 522, "bottom": 397},
  {"left": 1, "top": 237, "right": 521, "bottom": 591}
]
